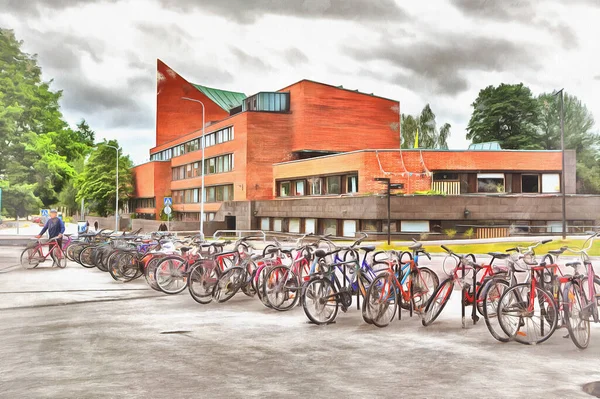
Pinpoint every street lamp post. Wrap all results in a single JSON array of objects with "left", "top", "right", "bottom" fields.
[
  {"left": 98, "top": 143, "right": 119, "bottom": 232},
  {"left": 554, "top": 89, "right": 567, "bottom": 239},
  {"left": 181, "top": 97, "right": 205, "bottom": 239}
]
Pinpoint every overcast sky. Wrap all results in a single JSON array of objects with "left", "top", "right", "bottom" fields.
[{"left": 2, "top": 0, "right": 599, "bottom": 164}]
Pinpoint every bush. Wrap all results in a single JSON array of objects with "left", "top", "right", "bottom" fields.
[
  {"left": 419, "top": 233, "right": 429, "bottom": 241},
  {"left": 414, "top": 190, "right": 446, "bottom": 196},
  {"left": 463, "top": 227, "right": 475, "bottom": 239},
  {"left": 444, "top": 229, "right": 457, "bottom": 239}
]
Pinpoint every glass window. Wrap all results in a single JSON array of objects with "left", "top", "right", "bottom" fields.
[
  {"left": 193, "top": 189, "right": 199, "bottom": 203},
  {"left": 522, "top": 174, "right": 540, "bottom": 193},
  {"left": 260, "top": 217, "right": 270, "bottom": 231},
  {"left": 186, "top": 164, "right": 192, "bottom": 178},
  {"left": 346, "top": 175, "right": 358, "bottom": 193},
  {"left": 280, "top": 181, "right": 291, "bottom": 197},
  {"left": 273, "top": 218, "right": 283, "bottom": 232},
  {"left": 217, "top": 156, "right": 224, "bottom": 173},
  {"left": 172, "top": 168, "right": 178, "bottom": 181},
  {"left": 400, "top": 221, "right": 429, "bottom": 233},
  {"left": 326, "top": 176, "right": 341, "bottom": 194},
  {"left": 321, "top": 219, "right": 337, "bottom": 236},
  {"left": 362, "top": 220, "right": 379, "bottom": 232},
  {"left": 305, "top": 219, "right": 316, "bottom": 234},
  {"left": 207, "top": 158, "right": 215, "bottom": 174},
  {"left": 477, "top": 173, "right": 504, "bottom": 193},
  {"left": 310, "top": 177, "right": 322, "bottom": 195},
  {"left": 179, "top": 166, "right": 185, "bottom": 180},
  {"left": 205, "top": 187, "right": 215, "bottom": 202},
  {"left": 295, "top": 181, "right": 305, "bottom": 196},
  {"left": 542, "top": 174, "right": 560, "bottom": 193},
  {"left": 289, "top": 218, "right": 301, "bottom": 233},
  {"left": 343, "top": 220, "right": 357, "bottom": 237}
]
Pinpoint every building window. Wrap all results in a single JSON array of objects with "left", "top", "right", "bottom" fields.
[
  {"left": 193, "top": 189, "right": 199, "bottom": 203},
  {"left": 179, "top": 166, "right": 185, "bottom": 180},
  {"left": 321, "top": 219, "right": 337, "bottom": 236},
  {"left": 295, "top": 180, "right": 305, "bottom": 196},
  {"left": 522, "top": 174, "right": 540, "bottom": 193},
  {"left": 193, "top": 162, "right": 200, "bottom": 177},
  {"left": 203, "top": 184, "right": 234, "bottom": 203},
  {"left": 542, "top": 174, "right": 560, "bottom": 193},
  {"left": 361, "top": 220, "right": 379, "bottom": 232},
  {"left": 273, "top": 218, "right": 283, "bottom": 232},
  {"left": 260, "top": 217, "right": 270, "bottom": 231},
  {"left": 342, "top": 220, "right": 357, "bottom": 237},
  {"left": 305, "top": 218, "right": 316, "bottom": 234},
  {"left": 477, "top": 173, "right": 505, "bottom": 193},
  {"left": 309, "top": 177, "right": 322, "bottom": 195},
  {"left": 279, "top": 181, "right": 291, "bottom": 197},
  {"left": 346, "top": 175, "right": 358, "bottom": 193},
  {"left": 400, "top": 220, "right": 430, "bottom": 233},
  {"left": 326, "top": 176, "right": 341, "bottom": 195},
  {"left": 433, "top": 172, "right": 459, "bottom": 181},
  {"left": 289, "top": 218, "right": 301, "bottom": 233}
]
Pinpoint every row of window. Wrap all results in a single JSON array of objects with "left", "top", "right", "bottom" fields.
[
  {"left": 242, "top": 92, "right": 290, "bottom": 112},
  {"left": 433, "top": 172, "right": 561, "bottom": 194},
  {"left": 172, "top": 184, "right": 234, "bottom": 204},
  {"left": 173, "top": 212, "right": 216, "bottom": 222},
  {"left": 132, "top": 198, "right": 155, "bottom": 209},
  {"left": 278, "top": 174, "right": 358, "bottom": 197},
  {"left": 172, "top": 154, "right": 234, "bottom": 180},
  {"left": 150, "top": 126, "right": 234, "bottom": 161}
]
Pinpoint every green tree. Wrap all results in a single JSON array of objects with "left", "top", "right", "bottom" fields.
[
  {"left": 0, "top": 181, "right": 43, "bottom": 218},
  {"left": 400, "top": 104, "right": 451, "bottom": 149},
  {"left": 466, "top": 83, "right": 541, "bottom": 149},
  {"left": 77, "top": 140, "right": 134, "bottom": 216},
  {"left": 538, "top": 92, "right": 600, "bottom": 193}
]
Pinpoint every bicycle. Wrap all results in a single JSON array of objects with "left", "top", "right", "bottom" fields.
[
  {"left": 362, "top": 241, "right": 439, "bottom": 328},
  {"left": 561, "top": 232, "right": 600, "bottom": 349},
  {"left": 20, "top": 237, "right": 67, "bottom": 269},
  {"left": 496, "top": 250, "right": 561, "bottom": 345}
]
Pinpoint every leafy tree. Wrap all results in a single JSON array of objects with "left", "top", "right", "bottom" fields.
[
  {"left": 0, "top": 181, "right": 43, "bottom": 218},
  {"left": 400, "top": 104, "right": 451, "bottom": 149},
  {"left": 466, "top": 83, "right": 541, "bottom": 149},
  {"left": 77, "top": 140, "right": 134, "bottom": 216}
]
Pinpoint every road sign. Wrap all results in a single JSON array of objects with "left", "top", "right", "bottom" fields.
[
  {"left": 164, "top": 206, "right": 172, "bottom": 215},
  {"left": 41, "top": 209, "right": 49, "bottom": 217},
  {"left": 164, "top": 197, "right": 172, "bottom": 206}
]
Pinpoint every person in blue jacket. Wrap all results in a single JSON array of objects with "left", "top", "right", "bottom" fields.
[{"left": 36, "top": 209, "right": 65, "bottom": 265}]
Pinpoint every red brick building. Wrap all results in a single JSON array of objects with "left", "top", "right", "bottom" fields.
[{"left": 131, "top": 60, "right": 595, "bottom": 238}]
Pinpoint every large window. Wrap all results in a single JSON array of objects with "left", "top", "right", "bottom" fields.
[
  {"left": 134, "top": 198, "right": 155, "bottom": 208},
  {"left": 321, "top": 219, "right": 337, "bottom": 236},
  {"left": 477, "top": 173, "right": 505, "bottom": 193},
  {"left": 305, "top": 219, "right": 316, "bottom": 234},
  {"left": 242, "top": 92, "right": 290, "bottom": 112},
  {"left": 289, "top": 218, "right": 301, "bottom": 233},
  {"left": 343, "top": 220, "right": 357, "bottom": 237},
  {"left": 260, "top": 217, "right": 270, "bottom": 231},
  {"left": 295, "top": 181, "right": 305, "bottom": 196},
  {"left": 542, "top": 173, "right": 560, "bottom": 193},
  {"left": 522, "top": 174, "right": 540, "bottom": 193},
  {"left": 279, "top": 181, "right": 291, "bottom": 197},
  {"left": 326, "top": 176, "right": 341, "bottom": 194},
  {"left": 204, "top": 184, "right": 234, "bottom": 203},
  {"left": 346, "top": 175, "right": 358, "bottom": 193},
  {"left": 310, "top": 177, "right": 322, "bottom": 195},
  {"left": 400, "top": 220, "right": 429, "bottom": 233}
]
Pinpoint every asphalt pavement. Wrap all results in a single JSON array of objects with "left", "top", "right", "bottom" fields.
[{"left": 1, "top": 247, "right": 599, "bottom": 398}]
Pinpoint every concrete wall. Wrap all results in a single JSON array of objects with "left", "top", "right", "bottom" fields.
[{"left": 249, "top": 194, "right": 600, "bottom": 222}]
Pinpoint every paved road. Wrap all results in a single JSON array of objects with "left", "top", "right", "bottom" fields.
[{"left": 1, "top": 247, "right": 599, "bottom": 398}]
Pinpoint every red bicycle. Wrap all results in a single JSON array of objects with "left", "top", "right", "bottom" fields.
[{"left": 20, "top": 237, "right": 66, "bottom": 269}]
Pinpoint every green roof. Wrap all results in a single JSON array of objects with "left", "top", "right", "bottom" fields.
[{"left": 192, "top": 84, "right": 246, "bottom": 111}]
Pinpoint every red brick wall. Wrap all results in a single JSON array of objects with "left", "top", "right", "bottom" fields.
[
  {"left": 273, "top": 150, "right": 564, "bottom": 196},
  {"left": 155, "top": 59, "right": 230, "bottom": 148},
  {"left": 280, "top": 80, "right": 400, "bottom": 153},
  {"left": 132, "top": 162, "right": 155, "bottom": 197}
]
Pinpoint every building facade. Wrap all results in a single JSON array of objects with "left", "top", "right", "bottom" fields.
[{"left": 131, "top": 60, "right": 599, "bottom": 238}]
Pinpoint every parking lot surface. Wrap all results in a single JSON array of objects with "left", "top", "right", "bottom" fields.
[{"left": 1, "top": 247, "right": 599, "bottom": 398}]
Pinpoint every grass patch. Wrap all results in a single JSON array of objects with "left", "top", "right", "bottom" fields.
[{"left": 377, "top": 239, "right": 600, "bottom": 256}]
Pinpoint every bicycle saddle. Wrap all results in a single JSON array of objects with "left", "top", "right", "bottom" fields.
[
  {"left": 565, "top": 261, "right": 581, "bottom": 268},
  {"left": 408, "top": 242, "right": 422, "bottom": 251},
  {"left": 358, "top": 245, "right": 376, "bottom": 252},
  {"left": 547, "top": 248, "right": 566, "bottom": 255},
  {"left": 488, "top": 252, "right": 510, "bottom": 259},
  {"left": 314, "top": 249, "right": 328, "bottom": 258}
]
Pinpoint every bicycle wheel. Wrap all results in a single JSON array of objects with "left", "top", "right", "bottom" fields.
[
  {"left": 20, "top": 247, "right": 41, "bottom": 269},
  {"left": 263, "top": 266, "right": 300, "bottom": 311},
  {"left": 144, "top": 255, "right": 164, "bottom": 291},
  {"left": 497, "top": 283, "right": 558, "bottom": 345},
  {"left": 410, "top": 267, "right": 439, "bottom": 313},
  {"left": 71, "top": 244, "right": 87, "bottom": 266},
  {"left": 255, "top": 264, "right": 272, "bottom": 307},
  {"left": 363, "top": 273, "right": 397, "bottom": 328},
  {"left": 78, "top": 245, "right": 96, "bottom": 268},
  {"left": 154, "top": 256, "right": 188, "bottom": 294},
  {"left": 188, "top": 262, "right": 220, "bottom": 304},
  {"left": 421, "top": 278, "right": 454, "bottom": 326},
  {"left": 302, "top": 277, "right": 338, "bottom": 325},
  {"left": 214, "top": 267, "right": 246, "bottom": 303},
  {"left": 51, "top": 246, "right": 67, "bottom": 268},
  {"left": 563, "top": 280, "right": 590, "bottom": 349},
  {"left": 482, "top": 277, "right": 511, "bottom": 342}
]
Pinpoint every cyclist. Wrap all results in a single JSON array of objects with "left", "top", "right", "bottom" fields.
[{"left": 35, "top": 209, "right": 65, "bottom": 265}]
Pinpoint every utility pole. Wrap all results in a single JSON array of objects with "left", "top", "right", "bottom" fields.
[{"left": 554, "top": 89, "right": 567, "bottom": 239}]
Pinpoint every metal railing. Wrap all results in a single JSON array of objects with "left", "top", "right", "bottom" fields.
[{"left": 213, "top": 230, "right": 266, "bottom": 242}]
